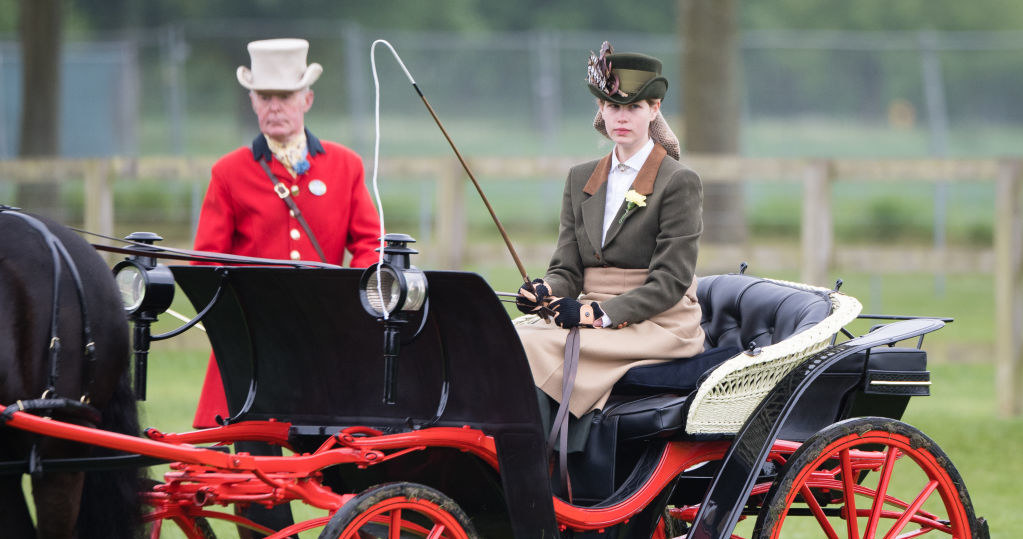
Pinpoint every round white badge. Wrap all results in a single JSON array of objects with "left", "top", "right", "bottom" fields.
[{"left": 308, "top": 179, "right": 327, "bottom": 196}]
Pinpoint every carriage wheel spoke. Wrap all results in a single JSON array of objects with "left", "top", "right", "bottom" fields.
[
  {"left": 426, "top": 524, "right": 448, "bottom": 539},
  {"left": 882, "top": 480, "right": 938, "bottom": 539},
  {"left": 800, "top": 484, "right": 840, "bottom": 539},
  {"left": 864, "top": 446, "right": 900, "bottom": 539},
  {"left": 388, "top": 508, "right": 402, "bottom": 539},
  {"left": 840, "top": 448, "right": 860, "bottom": 539}
]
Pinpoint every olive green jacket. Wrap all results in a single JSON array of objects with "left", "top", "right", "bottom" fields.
[{"left": 543, "top": 144, "right": 703, "bottom": 326}]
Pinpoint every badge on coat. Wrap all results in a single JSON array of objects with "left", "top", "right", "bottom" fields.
[{"left": 308, "top": 179, "right": 327, "bottom": 196}]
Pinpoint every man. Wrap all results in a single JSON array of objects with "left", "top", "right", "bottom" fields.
[
  {"left": 190, "top": 39, "right": 381, "bottom": 538},
  {"left": 193, "top": 38, "right": 381, "bottom": 428}
]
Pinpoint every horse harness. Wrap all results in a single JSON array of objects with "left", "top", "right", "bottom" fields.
[{"left": 0, "top": 206, "right": 102, "bottom": 425}]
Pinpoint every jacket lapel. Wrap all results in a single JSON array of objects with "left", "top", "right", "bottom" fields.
[
  {"left": 602, "top": 144, "right": 667, "bottom": 247},
  {"left": 581, "top": 154, "right": 612, "bottom": 252}
]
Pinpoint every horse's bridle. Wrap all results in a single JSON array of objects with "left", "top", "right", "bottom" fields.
[{"left": 1, "top": 206, "right": 98, "bottom": 404}]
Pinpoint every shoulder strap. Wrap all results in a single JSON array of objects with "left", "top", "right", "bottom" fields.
[{"left": 258, "top": 158, "right": 327, "bottom": 263}]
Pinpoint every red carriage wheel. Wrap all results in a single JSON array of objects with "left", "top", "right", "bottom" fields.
[
  {"left": 318, "top": 482, "right": 478, "bottom": 539},
  {"left": 754, "top": 417, "right": 984, "bottom": 539}
]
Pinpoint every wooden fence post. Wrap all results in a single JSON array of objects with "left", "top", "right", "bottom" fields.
[
  {"left": 434, "top": 162, "right": 466, "bottom": 269},
  {"left": 84, "top": 159, "right": 114, "bottom": 263},
  {"left": 995, "top": 159, "right": 1022, "bottom": 417},
  {"left": 800, "top": 160, "right": 833, "bottom": 287}
]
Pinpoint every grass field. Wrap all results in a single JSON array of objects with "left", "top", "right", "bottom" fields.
[{"left": 131, "top": 264, "right": 1016, "bottom": 537}]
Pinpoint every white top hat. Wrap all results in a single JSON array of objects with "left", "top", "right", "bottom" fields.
[{"left": 237, "top": 38, "right": 323, "bottom": 91}]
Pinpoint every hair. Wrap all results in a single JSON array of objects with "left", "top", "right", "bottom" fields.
[{"left": 596, "top": 97, "right": 661, "bottom": 108}]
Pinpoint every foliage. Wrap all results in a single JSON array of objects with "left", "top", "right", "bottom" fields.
[
  {"left": 50, "top": 0, "right": 1023, "bottom": 34},
  {"left": 742, "top": 0, "right": 1023, "bottom": 31}
]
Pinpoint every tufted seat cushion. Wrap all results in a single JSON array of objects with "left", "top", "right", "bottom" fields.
[
  {"left": 613, "top": 274, "right": 832, "bottom": 396},
  {"left": 698, "top": 274, "right": 833, "bottom": 350}
]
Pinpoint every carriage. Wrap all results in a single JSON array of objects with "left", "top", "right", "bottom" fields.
[{"left": 0, "top": 209, "right": 989, "bottom": 539}]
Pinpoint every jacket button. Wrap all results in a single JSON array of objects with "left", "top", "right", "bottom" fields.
[
  {"left": 290, "top": 185, "right": 300, "bottom": 196},
  {"left": 290, "top": 228, "right": 301, "bottom": 240},
  {"left": 290, "top": 250, "right": 300, "bottom": 260}
]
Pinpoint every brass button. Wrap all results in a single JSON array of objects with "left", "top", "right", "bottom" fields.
[
  {"left": 289, "top": 210, "right": 295, "bottom": 217},
  {"left": 290, "top": 185, "right": 300, "bottom": 196},
  {"left": 290, "top": 229, "right": 300, "bottom": 240},
  {"left": 289, "top": 250, "right": 300, "bottom": 260}
]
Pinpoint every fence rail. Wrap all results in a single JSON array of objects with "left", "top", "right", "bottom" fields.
[{"left": 1, "top": 155, "right": 1020, "bottom": 416}]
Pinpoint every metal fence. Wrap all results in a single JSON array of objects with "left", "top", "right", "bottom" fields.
[{"left": 4, "top": 24, "right": 1023, "bottom": 160}]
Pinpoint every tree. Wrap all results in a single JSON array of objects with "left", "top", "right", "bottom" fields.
[
  {"left": 17, "top": 0, "right": 63, "bottom": 218},
  {"left": 681, "top": 0, "right": 745, "bottom": 243}
]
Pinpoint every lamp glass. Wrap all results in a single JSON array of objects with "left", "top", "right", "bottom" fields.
[
  {"left": 364, "top": 266, "right": 401, "bottom": 316},
  {"left": 115, "top": 264, "right": 146, "bottom": 312}
]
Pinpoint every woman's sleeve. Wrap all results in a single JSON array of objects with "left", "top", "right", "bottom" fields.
[
  {"left": 600, "top": 168, "right": 702, "bottom": 324},
  {"left": 542, "top": 174, "right": 585, "bottom": 299}
]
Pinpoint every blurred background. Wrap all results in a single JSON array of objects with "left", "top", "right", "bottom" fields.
[{"left": 1, "top": 0, "right": 1021, "bottom": 534}]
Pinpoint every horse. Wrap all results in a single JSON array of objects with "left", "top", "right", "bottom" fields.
[{"left": 0, "top": 208, "right": 141, "bottom": 539}]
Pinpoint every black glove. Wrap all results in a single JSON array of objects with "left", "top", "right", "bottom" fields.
[
  {"left": 516, "top": 279, "right": 551, "bottom": 315},
  {"left": 549, "top": 297, "right": 604, "bottom": 328}
]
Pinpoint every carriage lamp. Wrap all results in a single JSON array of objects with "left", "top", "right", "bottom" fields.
[
  {"left": 113, "top": 260, "right": 175, "bottom": 317},
  {"left": 113, "top": 231, "right": 175, "bottom": 400},
  {"left": 113, "top": 231, "right": 175, "bottom": 317},
  {"left": 358, "top": 234, "right": 429, "bottom": 405},
  {"left": 358, "top": 233, "right": 427, "bottom": 317}
]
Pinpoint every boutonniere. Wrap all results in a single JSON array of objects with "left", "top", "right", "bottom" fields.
[{"left": 619, "top": 189, "right": 647, "bottom": 224}]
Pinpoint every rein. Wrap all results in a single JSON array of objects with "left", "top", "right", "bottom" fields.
[
  {"left": 0, "top": 206, "right": 98, "bottom": 404},
  {"left": 73, "top": 227, "right": 342, "bottom": 268}
]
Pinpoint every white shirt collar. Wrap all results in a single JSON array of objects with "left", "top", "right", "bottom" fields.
[{"left": 610, "top": 138, "right": 655, "bottom": 173}]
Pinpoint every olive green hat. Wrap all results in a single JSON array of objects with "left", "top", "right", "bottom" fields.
[{"left": 587, "top": 44, "right": 668, "bottom": 104}]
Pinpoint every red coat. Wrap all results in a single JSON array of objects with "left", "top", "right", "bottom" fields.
[{"left": 192, "top": 130, "right": 381, "bottom": 427}]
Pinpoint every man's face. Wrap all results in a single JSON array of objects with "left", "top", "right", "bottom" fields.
[{"left": 250, "top": 89, "right": 314, "bottom": 142}]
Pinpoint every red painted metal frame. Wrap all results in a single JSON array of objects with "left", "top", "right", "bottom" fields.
[{"left": 1, "top": 406, "right": 817, "bottom": 535}]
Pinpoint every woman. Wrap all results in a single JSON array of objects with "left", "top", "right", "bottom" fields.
[{"left": 516, "top": 43, "right": 705, "bottom": 421}]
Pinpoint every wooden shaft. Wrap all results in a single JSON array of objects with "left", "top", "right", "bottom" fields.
[{"left": 413, "top": 85, "right": 530, "bottom": 284}]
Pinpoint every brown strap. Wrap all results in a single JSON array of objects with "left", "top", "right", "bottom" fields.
[
  {"left": 258, "top": 158, "right": 327, "bottom": 263},
  {"left": 547, "top": 326, "right": 580, "bottom": 503}
]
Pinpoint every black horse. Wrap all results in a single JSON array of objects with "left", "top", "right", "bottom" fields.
[{"left": 0, "top": 209, "right": 140, "bottom": 539}]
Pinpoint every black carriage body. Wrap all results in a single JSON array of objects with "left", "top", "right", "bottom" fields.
[
  {"left": 172, "top": 265, "right": 559, "bottom": 537},
  {"left": 172, "top": 266, "right": 937, "bottom": 538}
]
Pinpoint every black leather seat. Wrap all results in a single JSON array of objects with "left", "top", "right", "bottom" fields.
[
  {"left": 611, "top": 273, "right": 833, "bottom": 411},
  {"left": 563, "top": 274, "right": 836, "bottom": 504}
]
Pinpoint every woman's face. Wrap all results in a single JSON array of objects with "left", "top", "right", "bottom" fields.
[{"left": 601, "top": 99, "right": 660, "bottom": 154}]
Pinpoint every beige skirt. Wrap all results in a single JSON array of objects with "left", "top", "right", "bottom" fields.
[{"left": 515, "top": 267, "right": 705, "bottom": 417}]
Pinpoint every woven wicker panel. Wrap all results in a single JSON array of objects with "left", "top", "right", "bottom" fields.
[{"left": 684, "top": 280, "right": 862, "bottom": 435}]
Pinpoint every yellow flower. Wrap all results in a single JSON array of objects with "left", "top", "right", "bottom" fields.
[
  {"left": 624, "top": 190, "right": 647, "bottom": 207},
  {"left": 619, "top": 190, "right": 647, "bottom": 224}
]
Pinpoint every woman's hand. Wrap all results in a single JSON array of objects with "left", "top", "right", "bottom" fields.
[
  {"left": 549, "top": 297, "right": 604, "bottom": 328},
  {"left": 515, "top": 279, "right": 552, "bottom": 315}
]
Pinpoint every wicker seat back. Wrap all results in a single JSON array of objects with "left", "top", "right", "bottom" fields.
[{"left": 685, "top": 275, "right": 862, "bottom": 435}]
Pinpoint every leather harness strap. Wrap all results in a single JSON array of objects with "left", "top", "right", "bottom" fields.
[
  {"left": 0, "top": 207, "right": 97, "bottom": 403},
  {"left": 258, "top": 158, "right": 327, "bottom": 263},
  {"left": 547, "top": 326, "right": 581, "bottom": 503}
]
